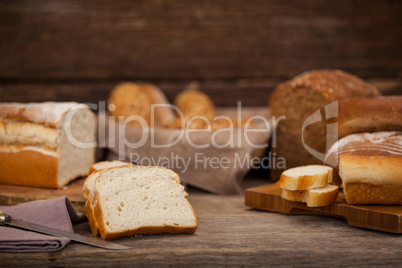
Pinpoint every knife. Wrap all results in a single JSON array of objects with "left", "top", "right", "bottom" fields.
[{"left": 0, "top": 210, "right": 131, "bottom": 250}]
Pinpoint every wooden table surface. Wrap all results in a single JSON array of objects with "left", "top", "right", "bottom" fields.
[{"left": 1, "top": 176, "right": 401, "bottom": 267}]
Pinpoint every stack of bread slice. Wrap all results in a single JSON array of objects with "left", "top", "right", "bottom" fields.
[
  {"left": 82, "top": 161, "right": 198, "bottom": 240},
  {"left": 276, "top": 165, "right": 339, "bottom": 207}
]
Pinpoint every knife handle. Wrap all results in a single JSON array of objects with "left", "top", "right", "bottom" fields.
[{"left": 0, "top": 210, "right": 12, "bottom": 226}]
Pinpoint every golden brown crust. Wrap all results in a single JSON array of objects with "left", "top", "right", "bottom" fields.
[
  {"left": 0, "top": 145, "right": 59, "bottom": 188},
  {"left": 344, "top": 183, "right": 402, "bottom": 205},
  {"left": 335, "top": 96, "right": 402, "bottom": 139},
  {"left": 281, "top": 189, "right": 308, "bottom": 202},
  {"left": 108, "top": 82, "right": 154, "bottom": 127},
  {"left": 85, "top": 199, "right": 100, "bottom": 237}
]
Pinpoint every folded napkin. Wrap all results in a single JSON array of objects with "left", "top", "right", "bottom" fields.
[{"left": 0, "top": 196, "right": 85, "bottom": 253}]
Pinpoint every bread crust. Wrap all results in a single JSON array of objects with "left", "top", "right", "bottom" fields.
[
  {"left": 343, "top": 183, "right": 402, "bottom": 205},
  {"left": 340, "top": 154, "right": 402, "bottom": 204},
  {"left": 0, "top": 145, "right": 59, "bottom": 188},
  {"left": 85, "top": 198, "right": 100, "bottom": 237},
  {"left": 0, "top": 102, "right": 81, "bottom": 127},
  {"left": 335, "top": 96, "right": 402, "bottom": 139}
]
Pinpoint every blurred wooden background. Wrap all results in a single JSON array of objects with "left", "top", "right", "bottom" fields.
[{"left": 0, "top": 0, "right": 401, "bottom": 106}]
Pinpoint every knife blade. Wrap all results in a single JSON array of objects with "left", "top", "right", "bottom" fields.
[{"left": 0, "top": 210, "right": 131, "bottom": 250}]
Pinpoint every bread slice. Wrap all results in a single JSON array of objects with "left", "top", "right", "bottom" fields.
[
  {"left": 0, "top": 102, "right": 96, "bottom": 188},
  {"left": 93, "top": 166, "right": 197, "bottom": 240},
  {"left": 306, "top": 185, "right": 339, "bottom": 207},
  {"left": 276, "top": 165, "right": 333, "bottom": 190},
  {"left": 339, "top": 154, "right": 402, "bottom": 204},
  {"left": 281, "top": 185, "right": 339, "bottom": 207}
]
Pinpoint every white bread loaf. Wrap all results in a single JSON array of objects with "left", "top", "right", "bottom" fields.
[
  {"left": 276, "top": 165, "right": 333, "bottom": 190},
  {"left": 325, "top": 131, "right": 402, "bottom": 185},
  {"left": 339, "top": 154, "right": 402, "bottom": 205},
  {"left": 0, "top": 102, "right": 96, "bottom": 188},
  {"left": 269, "top": 69, "right": 380, "bottom": 181},
  {"left": 282, "top": 185, "right": 339, "bottom": 207},
  {"left": 92, "top": 166, "right": 197, "bottom": 240}
]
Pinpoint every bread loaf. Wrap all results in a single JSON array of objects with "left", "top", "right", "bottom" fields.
[
  {"left": 108, "top": 82, "right": 175, "bottom": 128},
  {"left": 333, "top": 96, "right": 402, "bottom": 139},
  {"left": 0, "top": 102, "right": 96, "bottom": 188},
  {"left": 91, "top": 166, "right": 198, "bottom": 240},
  {"left": 325, "top": 131, "right": 402, "bottom": 185},
  {"left": 339, "top": 154, "right": 402, "bottom": 205},
  {"left": 269, "top": 69, "right": 380, "bottom": 181}
]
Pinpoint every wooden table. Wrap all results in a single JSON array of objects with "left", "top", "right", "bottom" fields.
[{"left": 1, "top": 176, "right": 401, "bottom": 267}]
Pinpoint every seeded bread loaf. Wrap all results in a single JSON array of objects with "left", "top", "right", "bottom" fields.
[
  {"left": 269, "top": 69, "right": 380, "bottom": 181},
  {"left": 0, "top": 102, "right": 96, "bottom": 188}
]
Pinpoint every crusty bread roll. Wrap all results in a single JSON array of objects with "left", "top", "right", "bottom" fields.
[
  {"left": 339, "top": 154, "right": 402, "bottom": 205},
  {"left": 91, "top": 166, "right": 198, "bottom": 240},
  {"left": 172, "top": 85, "right": 216, "bottom": 129},
  {"left": 325, "top": 131, "right": 402, "bottom": 185},
  {"left": 269, "top": 69, "right": 380, "bottom": 181},
  {"left": 108, "top": 82, "right": 175, "bottom": 128},
  {"left": 0, "top": 102, "right": 96, "bottom": 188}
]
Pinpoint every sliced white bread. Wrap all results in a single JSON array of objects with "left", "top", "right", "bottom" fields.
[
  {"left": 93, "top": 166, "right": 197, "bottom": 240},
  {"left": 281, "top": 185, "right": 339, "bottom": 207},
  {"left": 276, "top": 165, "right": 333, "bottom": 190}
]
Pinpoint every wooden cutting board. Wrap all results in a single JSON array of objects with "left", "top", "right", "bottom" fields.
[
  {"left": 0, "top": 179, "right": 86, "bottom": 212},
  {"left": 245, "top": 184, "right": 402, "bottom": 234}
]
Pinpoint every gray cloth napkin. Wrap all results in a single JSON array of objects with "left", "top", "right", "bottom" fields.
[{"left": 0, "top": 196, "right": 85, "bottom": 253}]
